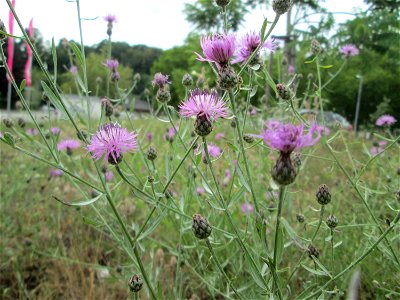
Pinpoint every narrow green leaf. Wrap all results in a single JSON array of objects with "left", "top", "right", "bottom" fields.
[
  {"left": 69, "top": 41, "right": 84, "bottom": 67},
  {"left": 236, "top": 166, "right": 251, "bottom": 193},
  {"left": 41, "top": 81, "right": 67, "bottom": 116},
  {"left": 53, "top": 193, "right": 103, "bottom": 207},
  {"left": 19, "top": 79, "right": 26, "bottom": 91},
  {"left": 260, "top": 17, "right": 268, "bottom": 40},
  {"left": 301, "top": 263, "right": 330, "bottom": 276},
  {"left": 320, "top": 65, "right": 333, "bottom": 69},
  {"left": 1, "top": 132, "right": 15, "bottom": 147},
  {"left": 227, "top": 142, "right": 239, "bottom": 152}
]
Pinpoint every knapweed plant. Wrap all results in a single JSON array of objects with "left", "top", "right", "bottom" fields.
[{"left": 1, "top": 0, "right": 399, "bottom": 299}]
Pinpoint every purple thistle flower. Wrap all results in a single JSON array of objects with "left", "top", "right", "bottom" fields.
[
  {"left": 57, "top": 139, "right": 80, "bottom": 151},
  {"left": 241, "top": 202, "right": 254, "bottom": 214},
  {"left": 232, "top": 31, "right": 276, "bottom": 64},
  {"left": 223, "top": 168, "right": 231, "bottom": 187},
  {"left": 316, "top": 125, "right": 330, "bottom": 136},
  {"left": 196, "top": 33, "right": 236, "bottom": 67},
  {"left": 51, "top": 127, "right": 61, "bottom": 135},
  {"left": 215, "top": 133, "right": 225, "bottom": 140},
  {"left": 265, "top": 119, "right": 282, "bottom": 130},
  {"left": 199, "top": 143, "right": 222, "bottom": 160},
  {"left": 104, "top": 59, "right": 119, "bottom": 71},
  {"left": 69, "top": 65, "right": 78, "bottom": 75},
  {"left": 179, "top": 89, "right": 229, "bottom": 122},
  {"left": 146, "top": 132, "right": 153, "bottom": 142},
  {"left": 378, "top": 140, "right": 387, "bottom": 147},
  {"left": 370, "top": 146, "right": 383, "bottom": 156},
  {"left": 105, "top": 171, "right": 114, "bottom": 182},
  {"left": 164, "top": 126, "right": 178, "bottom": 142},
  {"left": 103, "top": 14, "right": 117, "bottom": 23},
  {"left": 339, "top": 44, "right": 359, "bottom": 57},
  {"left": 49, "top": 169, "right": 63, "bottom": 177},
  {"left": 288, "top": 65, "right": 295, "bottom": 75},
  {"left": 26, "top": 128, "right": 38, "bottom": 136},
  {"left": 376, "top": 115, "right": 397, "bottom": 126},
  {"left": 262, "top": 122, "right": 321, "bottom": 155},
  {"left": 152, "top": 73, "right": 171, "bottom": 88},
  {"left": 87, "top": 123, "right": 138, "bottom": 164},
  {"left": 196, "top": 187, "right": 205, "bottom": 196},
  {"left": 249, "top": 107, "right": 257, "bottom": 116}
]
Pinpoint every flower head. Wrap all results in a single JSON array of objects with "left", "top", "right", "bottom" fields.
[
  {"left": 104, "top": 59, "right": 119, "bottom": 71},
  {"left": 152, "top": 73, "right": 171, "bottom": 88},
  {"left": 196, "top": 187, "right": 205, "bottom": 196},
  {"left": 198, "top": 143, "right": 222, "bottom": 161},
  {"left": 262, "top": 121, "right": 320, "bottom": 154},
  {"left": 26, "top": 128, "right": 38, "bottom": 136},
  {"left": 233, "top": 31, "right": 277, "bottom": 64},
  {"left": 105, "top": 171, "right": 114, "bottom": 182},
  {"left": 164, "top": 126, "right": 178, "bottom": 142},
  {"left": 241, "top": 202, "right": 254, "bottom": 214},
  {"left": 57, "top": 139, "right": 80, "bottom": 153},
  {"left": 146, "top": 132, "right": 153, "bottom": 142},
  {"left": 196, "top": 33, "right": 236, "bottom": 67},
  {"left": 179, "top": 89, "right": 229, "bottom": 122},
  {"left": 103, "top": 14, "right": 117, "bottom": 23},
  {"left": 69, "top": 65, "right": 78, "bottom": 75},
  {"left": 288, "top": 65, "right": 295, "bottom": 75},
  {"left": 316, "top": 125, "right": 330, "bottom": 136},
  {"left": 376, "top": 115, "right": 396, "bottom": 126},
  {"left": 87, "top": 123, "right": 138, "bottom": 164},
  {"left": 51, "top": 127, "right": 61, "bottom": 135},
  {"left": 49, "top": 169, "right": 63, "bottom": 177},
  {"left": 339, "top": 44, "right": 359, "bottom": 57},
  {"left": 215, "top": 133, "right": 225, "bottom": 140}
]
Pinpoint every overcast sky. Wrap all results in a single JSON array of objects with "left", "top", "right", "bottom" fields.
[{"left": 1, "top": 0, "right": 368, "bottom": 50}]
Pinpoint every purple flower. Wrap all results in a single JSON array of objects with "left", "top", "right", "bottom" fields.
[
  {"left": 26, "top": 128, "right": 38, "bottom": 136},
  {"left": 69, "top": 65, "right": 78, "bottom": 75},
  {"left": 370, "top": 146, "right": 383, "bottom": 156},
  {"left": 103, "top": 14, "right": 117, "bottom": 23},
  {"left": 265, "top": 119, "right": 282, "bottom": 130},
  {"left": 215, "top": 133, "right": 225, "bottom": 140},
  {"left": 196, "top": 33, "right": 236, "bottom": 67},
  {"left": 265, "top": 190, "right": 278, "bottom": 200},
  {"left": 316, "top": 125, "right": 330, "bottom": 136},
  {"left": 376, "top": 115, "right": 396, "bottom": 126},
  {"left": 179, "top": 89, "right": 229, "bottom": 122},
  {"left": 57, "top": 139, "right": 80, "bottom": 151},
  {"left": 152, "top": 73, "right": 171, "bottom": 88},
  {"left": 199, "top": 143, "right": 222, "bottom": 160},
  {"left": 339, "top": 44, "right": 359, "bottom": 57},
  {"left": 51, "top": 127, "right": 60, "bottom": 135},
  {"left": 87, "top": 123, "right": 138, "bottom": 164},
  {"left": 223, "top": 169, "right": 231, "bottom": 187},
  {"left": 262, "top": 121, "right": 321, "bottom": 154},
  {"left": 105, "top": 171, "right": 114, "bottom": 182},
  {"left": 164, "top": 126, "right": 178, "bottom": 142},
  {"left": 249, "top": 107, "right": 257, "bottom": 116},
  {"left": 104, "top": 59, "right": 119, "bottom": 71},
  {"left": 146, "top": 132, "right": 153, "bottom": 142},
  {"left": 49, "top": 169, "right": 63, "bottom": 177},
  {"left": 378, "top": 140, "right": 387, "bottom": 147},
  {"left": 288, "top": 65, "right": 295, "bottom": 75},
  {"left": 196, "top": 187, "right": 205, "bottom": 196},
  {"left": 232, "top": 31, "right": 276, "bottom": 64},
  {"left": 241, "top": 202, "right": 254, "bottom": 214}
]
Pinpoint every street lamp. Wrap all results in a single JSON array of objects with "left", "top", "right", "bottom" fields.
[{"left": 353, "top": 74, "right": 363, "bottom": 135}]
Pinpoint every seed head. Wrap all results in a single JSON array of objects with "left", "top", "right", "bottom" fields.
[
  {"left": 192, "top": 214, "right": 212, "bottom": 239},
  {"left": 276, "top": 83, "right": 293, "bottom": 100},
  {"left": 272, "top": 0, "right": 292, "bottom": 15},
  {"left": 147, "top": 147, "right": 157, "bottom": 161},
  {"left": 326, "top": 215, "right": 338, "bottom": 229},
  {"left": 128, "top": 274, "right": 143, "bottom": 293},
  {"left": 316, "top": 184, "right": 331, "bottom": 205}
]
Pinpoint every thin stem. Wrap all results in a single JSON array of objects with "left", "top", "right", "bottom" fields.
[
  {"left": 311, "top": 205, "right": 324, "bottom": 242},
  {"left": 330, "top": 229, "right": 334, "bottom": 274},
  {"left": 205, "top": 239, "right": 243, "bottom": 300},
  {"left": 273, "top": 186, "right": 286, "bottom": 268},
  {"left": 321, "top": 60, "right": 347, "bottom": 90}
]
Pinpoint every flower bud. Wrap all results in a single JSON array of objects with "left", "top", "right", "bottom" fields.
[
  {"left": 192, "top": 214, "right": 212, "bottom": 239},
  {"left": 272, "top": 0, "right": 292, "bottom": 15},
  {"left": 128, "top": 274, "right": 143, "bottom": 293},
  {"left": 276, "top": 83, "right": 293, "bottom": 100},
  {"left": 230, "top": 120, "right": 237, "bottom": 128},
  {"left": 217, "top": 66, "right": 239, "bottom": 90},
  {"left": 148, "top": 175, "right": 154, "bottom": 183},
  {"left": 326, "top": 215, "right": 338, "bottom": 229},
  {"left": 108, "top": 152, "right": 123, "bottom": 165},
  {"left": 3, "top": 118, "right": 13, "bottom": 128},
  {"left": 101, "top": 98, "right": 114, "bottom": 117},
  {"left": 17, "top": 118, "right": 26, "bottom": 128},
  {"left": 194, "top": 115, "right": 213, "bottom": 137},
  {"left": 156, "top": 88, "right": 171, "bottom": 103},
  {"left": 307, "top": 73, "right": 314, "bottom": 80},
  {"left": 101, "top": 165, "right": 108, "bottom": 174},
  {"left": 271, "top": 153, "right": 297, "bottom": 186},
  {"left": 147, "top": 147, "right": 157, "bottom": 161},
  {"left": 182, "top": 73, "right": 193, "bottom": 87},
  {"left": 307, "top": 245, "right": 320, "bottom": 259},
  {"left": 296, "top": 214, "right": 305, "bottom": 223},
  {"left": 0, "top": 19, "right": 6, "bottom": 40},
  {"left": 134, "top": 73, "right": 141, "bottom": 81},
  {"left": 243, "top": 134, "right": 254, "bottom": 144},
  {"left": 311, "top": 39, "right": 321, "bottom": 56},
  {"left": 216, "top": 0, "right": 230, "bottom": 7},
  {"left": 316, "top": 184, "right": 331, "bottom": 205}
]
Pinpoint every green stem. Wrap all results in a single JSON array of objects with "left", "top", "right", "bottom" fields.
[
  {"left": 273, "top": 186, "right": 286, "bottom": 268},
  {"left": 206, "top": 239, "right": 243, "bottom": 300},
  {"left": 311, "top": 205, "right": 324, "bottom": 242},
  {"left": 321, "top": 60, "right": 347, "bottom": 90}
]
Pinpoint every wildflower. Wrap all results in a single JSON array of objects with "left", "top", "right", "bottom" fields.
[
  {"left": 152, "top": 72, "right": 171, "bottom": 89},
  {"left": 105, "top": 171, "right": 114, "bottom": 182},
  {"left": 326, "top": 215, "right": 338, "bottom": 229},
  {"left": 197, "top": 143, "right": 222, "bottom": 163},
  {"left": 249, "top": 107, "right": 257, "bottom": 116},
  {"left": 196, "top": 187, "right": 205, "bottom": 196},
  {"left": 69, "top": 65, "right": 78, "bottom": 75},
  {"left": 376, "top": 115, "right": 397, "bottom": 126},
  {"left": 17, "top": 118, "right": 26, "bottom": 128},
  {"left": 310, "top": 39, "right": 321, "bottom": 56},
  {"left": 101, "top": 98, "right": 114, "bottom": 117},
  {"left": 223, "top": 169, "right": 231, "bottom": 186},
  {"left": 128, "top": 274, "right": 143, "bottom": 293},
  {"left": 104, "top": 59, "right": 120, "bottom": 82},
  {"left": 3, "top": 118, "right": 13, "bottom": 128},
  {"left": 192, "top": 214, "right": 212, "bottom": 239},
  {"left": 339, "top": 44, "right": 359, "bottom": 57},
  {"left": 87, "top": 123, "right": 138, "bottom": 165},
  {"left": 57, "top": 139, "right": 80, "bottom": 155},
  {"left": 265, "top": 190, "right": 278, "bottom": 200},
  {"left": 262, "top": 121, "right": 320, "bottom": 185},
  {"left": 26, "top": 128, "right": 38, "bottom": 136},
  {"left": 243, "top": 134, "right": 255, "bottom": 144},
  {"left": 276, "top": 83, "right": 293, "bottom": 100},
  {"left": 146, "top": 132, "right": 153, "bottom": 142},
  {"left": 296, "top": 214, "right": 305, "bottom": 223},
  {"left": 196, "top": 33, "right": 236, "bottom": 68},
  {"left": 182, "top": 73, "right": 193, "bottom": 87},
  {"left": 233, "top": 31, "right": 276, "bottom": 65},
  {"left": 316, "top": 125, "right": 330, "bottom": 136},
  {"left": 272, "top": 0, "right": 292, "bottom": 15},
  {"left": 104, "top": 14, "right": 117, "bottom": 37},
  {"left": 241, "top": 202, "right": 254, "bottom": 214},
  {"left": 147, "top": 147, "right": 157, "bottom": 161},
  {"left": 307, "top": 245, "right": 320, "bottom": 259},
  {"left": 316, "top": 184, "right": 331, "bottom": 205},
  {"left": 179, "top": 89, "right": 229, "bottom": 136},
  {"left": 215, "top": 133, "right": 225, "bottom": 140},
  {"left": 152, "top": 72, "right": 171, "bottom": 103},
  {"left": 164, "top": 126, "right": 177, "bottom": 143},
  {"left": 288, "top": 65, "right": 295, "bottom": 75},
  {"left": 49, "top": 169, "right": 63, "bottom": 177},
  {"left": 51, "top": 127, "right": 60, "bottom": 135}
]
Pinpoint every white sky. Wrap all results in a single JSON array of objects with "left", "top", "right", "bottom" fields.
[{"left": 0, "top": 0, "right": 368, "bottom": 50}]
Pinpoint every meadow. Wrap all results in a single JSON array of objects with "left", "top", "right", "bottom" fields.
[{"left": 1, "top": 0, "right": 400, "bottom": 299}]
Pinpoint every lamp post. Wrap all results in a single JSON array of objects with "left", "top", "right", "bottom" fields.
[{"left": 354, "top": 74, "right": 363, "bottom": 136}]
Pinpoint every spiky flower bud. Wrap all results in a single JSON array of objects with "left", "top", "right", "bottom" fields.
[
  {"left": 272, "top": 0, "right": 292, "bottom": 15},
  {"left": 215, "top": 0, "right": 230, "bottom": 7},
  {"left": 101, "top": 165, "right": 108, "bottom": 174},
  {"left": 307, "top": 245, "right": 320, "bottom": 259},
  {"left": 101, "top": 98, "right": 114, "bottom": 117},
  {"left": 182, "top": 73, "right": 193, "bottom": 87},
  {"left": 217, "top": 66, "right": 239, "bottom": 90},
  {"left": 307, "top": 73, "right": 314, "bottom": 80},
  {"left": 276, "top": 83, "right": 293, "bottom": 100},
  {"left": 293, "top": 152, "right": 301, "bottom": 167},
  {"left": 316, "top": 184, "right": 331, "bottom": 205},
  {"left": 17, "top": 118, "right": 26, "bottom": 128},
  {"left": 156, "top": 88, "right": 171, "bottom": 103},
  {"left": 243, "top": 134, "right": 254, "bottom": 144},
  {"left": 3, "top": 118, "right": 13, "bottom": 128},
  {"left": 128, "top": 274, "right": 143, "bottom": 293},
  {"left": 147, "top": 147, "right": 157, "bottom": 161},
  {"left": 296, "top": 214, "right": 305, "bottom": 223},
  {"left": 133, "top": 73, "right": 141, "bottom": 81},
  {"left": 310, "top": 39, "right": 321, "bottom": 56},
  {"left": 326, "top": 215, "right": 338, "bottom": 229},
  {"left": 271, "top": 153, "right": 297, "bottom": 186},
  {"left": 108, "top": 153, "right": 123, "bottom": 165},
  {"left": 230, "top": 120, "right": 237, "bottom": 128},
  {"left": 148, "top": 175, "right": 154, "bottom": 183},
  {"left": 192, "top": 214, "right": 212, "bottom": 239},
  {"left": 194, "top": 115, "right": 213, "bottom": 137},
  {"left": 0, "top": 19, "right": 6, "bottom": 40}
]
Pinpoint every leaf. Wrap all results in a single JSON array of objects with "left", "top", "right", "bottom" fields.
[
  {"left": 53, "top": 193, "right": 103, "bottom": 207},
  {"left": 275, "top": 226, "right": 284, "bottom": 265},
  {"left": 313, "top": 258, "right": 332, "bottom": 278},
  {"left": 320, "top": 65, "right": 333, "bottom": 69},
  {"left": 1, "top": 132, "right": 15, "bottom": 147},
  {"left": 82, "top": 216, "right": 102, "bottom": 227},
  {"left": 236, "top": 166, "right": 251, "bottom": 193},
  {"left": 69, "top": 41, "right": 84, "bottom": 67},
  {"left": 260, "top": 17, "right": 268, "bottom": 40},
  {"left": 301, "top": 263, "right": 330, "bottom": 276},
  {"left": 41, "top": 81, "right": 67, "bottom": 116},
  {"left": 19, "top": 79, "right": 26, "bottom": 92},
  {"left": 201, "top": 178, "right": 213, "bottom": 195}
]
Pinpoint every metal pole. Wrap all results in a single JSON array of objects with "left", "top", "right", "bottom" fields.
[{"left": 354, "top": 75, "right": 363, "bottom": 135}]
